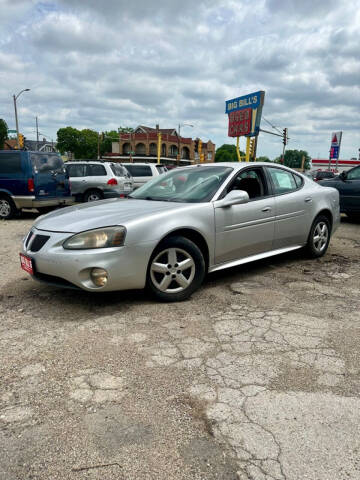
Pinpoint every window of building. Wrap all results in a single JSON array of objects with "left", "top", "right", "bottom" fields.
[{"left": 0, "top": 153, "right": 22, "bottom": 174}]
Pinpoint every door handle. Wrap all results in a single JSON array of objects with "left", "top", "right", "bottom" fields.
[
  {"left": 261, "top": 206, "right": 271, "bottom": 212},
  {"left": 305, "top": 197, "right": 312, "bottom": 202}
]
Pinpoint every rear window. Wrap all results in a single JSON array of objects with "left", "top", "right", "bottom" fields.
[
  {"left": 31, "top": 154, "right": 64, "bottom": 174},
  {"left": 110, "top": 164, "right": 128, "bottom": 177},
  {"left": 124, "top": 165, "right": 152, "bottom": 177},
  {"left": 85, "top": 164, "right": 107, "bottom": 176},
  {"left": 0, "top": 153, "right": 22, "bottom": 174},
  {"left": 156, "top": 165, "right": 166, "bottom": 174}
]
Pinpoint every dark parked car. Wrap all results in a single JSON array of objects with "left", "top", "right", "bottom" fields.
[
  {"left": 313, "top": 170, "right": 336, "bottom": 182},
  {"left": 319, "top": 165, "right": 360, "bottom": 219},
  {"left": 0, "top": 151, "right": 73, "bottom": 219}
]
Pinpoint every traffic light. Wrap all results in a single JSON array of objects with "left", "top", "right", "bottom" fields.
[
  {"left": 198, "top": 139, "right": 202, "bottom": 155},
  {"left": 249, "top": 139, "right": 256, "bottom": 159},
  {"left": 18, "top": 133, "right": 24, "bottom": 148},
  {"left": 194, "top": 139, "right": 199, "bottom": 153},
  {"left": 283, "top": 128, "right": 288, "bottom": 146}
]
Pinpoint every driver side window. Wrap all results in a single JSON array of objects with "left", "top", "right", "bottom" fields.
[
  {"left": 228, "top": 168, "right": 267, "bottom": 200},
  {"left": 347, "top": 167, "right": 360, "bottom": 180}
]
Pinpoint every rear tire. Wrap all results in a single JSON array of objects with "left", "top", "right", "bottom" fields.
[
  {"left": 306, "top": 215, "right": 331, "bottom": 258},
  {"left": 0, "top": 195, "right": 18, "bottom": 219},
  {"left": 84, "top": 189, "right": 103, "bottom": 202},
  {"left": 147, "top": 236, "right": 205, "bottom": 302}
]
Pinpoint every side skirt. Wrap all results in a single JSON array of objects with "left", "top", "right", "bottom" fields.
[{"left": 209, "top": 245, "right": 304, "bottom": 273}]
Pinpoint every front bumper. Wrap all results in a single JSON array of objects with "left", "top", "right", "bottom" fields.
[
  {"left": 22, "top": 228, "right": 154, "bottom": 292},
  {"left": 13, "top": 196, "right": 74, "bottom": 209}
]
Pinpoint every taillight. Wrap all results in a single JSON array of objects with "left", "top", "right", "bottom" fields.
[
  {"left": 107, "top": 178, "right": 118, "bottom": 185},
  {"left": 28, "top": 178, "right": 35, "bottom": 192}
]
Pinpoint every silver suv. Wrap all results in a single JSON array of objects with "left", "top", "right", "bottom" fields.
[
  {"left": 65, "top": 161, "right": 133, "bottom": 202},
  {"left": 121, "top": 163, "right": 167, "bottom": 189}
]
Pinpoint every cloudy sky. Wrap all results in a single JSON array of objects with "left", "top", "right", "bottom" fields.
[{"left": 1, "top": 0, "right": 359, "bottom": 159}]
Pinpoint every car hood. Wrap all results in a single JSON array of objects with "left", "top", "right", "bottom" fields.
[{"left": 34, "top": 198, "right": 189, "bottom": 233}]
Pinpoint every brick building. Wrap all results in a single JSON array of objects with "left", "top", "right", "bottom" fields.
[{"left": 105, "top": 125, "right": 215, "bottom": 165}]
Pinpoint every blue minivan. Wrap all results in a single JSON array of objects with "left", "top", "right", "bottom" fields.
[{"left": 0, "top": 151, "right": 73, "bottom": 219}]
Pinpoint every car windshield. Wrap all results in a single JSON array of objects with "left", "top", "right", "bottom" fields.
[{"left": 130, "top": 166, "right": 233, "bottom": 203}]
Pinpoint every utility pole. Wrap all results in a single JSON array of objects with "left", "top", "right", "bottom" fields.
[
  {"left": 36, "top": 116, "right": 39, "bottom": 150},
  {"left": 13, "top": 95, "right": 20, "bottom": 149},
  {"left": 282, "top": 128, "right": 288, "bottom": 163}
]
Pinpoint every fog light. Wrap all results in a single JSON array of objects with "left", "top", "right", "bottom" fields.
[{"left": 90, "top": 268, "right": 108, "bottom": 287}]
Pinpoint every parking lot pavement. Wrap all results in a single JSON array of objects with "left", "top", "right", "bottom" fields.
[{"left": 1, "top": 214, "right": 360, "bottom": 480}]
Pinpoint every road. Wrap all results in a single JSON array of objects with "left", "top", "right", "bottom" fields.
[{"left": 1, "top": 213, "right": 360, "bottom": 480}]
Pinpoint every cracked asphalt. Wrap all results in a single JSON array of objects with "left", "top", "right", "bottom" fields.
[{"left": 1, "top": 213, "right": 360, "bottom": 480}]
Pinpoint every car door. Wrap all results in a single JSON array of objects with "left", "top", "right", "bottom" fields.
[
  {"left": 66, "top": 164, "right": 86, "bottom": 195},
  {"left": 214, "top": 166, "right": 275, "bottom": 264},
  {"left": 265, "top": 167, "right": 312, "bottom": 248},
  {"left": 338, "top": 167, "right": 360, "bottom": 213}
]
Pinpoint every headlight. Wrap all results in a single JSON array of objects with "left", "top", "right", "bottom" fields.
[{"left": 63, "top": 226, "right": 126, "bottom": 250}]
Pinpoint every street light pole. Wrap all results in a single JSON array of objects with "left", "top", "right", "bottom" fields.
[{"left": 13, "top": 89, "right": 30, "bottom": 149}]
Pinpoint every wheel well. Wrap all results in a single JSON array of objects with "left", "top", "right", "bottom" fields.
[
  {"left": 84, "top": 188, "right": 103, "bottom": 198},
  {"left": 159, "top": 229, "right": 210, "bottom": 271},
  {"left": 317, "top": 209, "right": 333, "bottom": 230}
]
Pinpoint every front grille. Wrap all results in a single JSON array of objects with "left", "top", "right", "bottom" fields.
[
  {"left": 25, "top": 230, "right": 34, "bottom": 248},
  {"left": 29, "top": 234, "right": 50, "bottom": 252}
]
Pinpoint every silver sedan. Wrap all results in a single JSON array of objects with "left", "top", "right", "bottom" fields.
[{"left": 20, "top": 162, "right": 340, "bottom": 302}]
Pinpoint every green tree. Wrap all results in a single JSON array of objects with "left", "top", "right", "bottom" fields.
[
  {"left": 78, "top": 129, "right": 98, "bottom": 159},
  {"left": 0, "top": 119, "right": 9, "bottom": 149},
  {"left": 118, "top": 126, "right": 134, "bottom": 133},
  {"left": 215, "top": 144, "right": 245, "bottom": 162},
  {"left": 56, "top": 127, "right": 81, "bottom": 156},
  {"left": 256, "top": 156, "right": 271, "bottom": 162},
  {"left": 100, "top": 130, "right": 119, "bottom": 155},
  {"left": 281, "top": 149, "right": 311, "bottom": 170}
]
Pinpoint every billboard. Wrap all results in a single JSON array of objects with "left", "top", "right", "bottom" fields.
[
  {"left": 330, "top": 131, "right": 342, "bottom": 160},
  {"left": 225, "top": 91, "right": 265, "bottom": 137}
]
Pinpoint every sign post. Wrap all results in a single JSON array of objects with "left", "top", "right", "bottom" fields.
[
  {"left": 225, "top": 91, "right": 265, "bottom": 161},
  {"left": 329, "top": 131, "right": 342, "bottom": 171}
]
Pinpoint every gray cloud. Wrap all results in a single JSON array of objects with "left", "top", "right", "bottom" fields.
[{"left": 0, "top": 0, "right": 359, "bottom": 159}]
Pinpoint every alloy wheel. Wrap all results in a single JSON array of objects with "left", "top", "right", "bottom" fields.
[
  {"left": 312, "top": 221, "right": 328, "bottom": 253},
  {"left": 150, "top": 247, "right": 196, "bottom": 293},
  {"left": 0, "top": 199, "right": 11, "bottom": 218}
]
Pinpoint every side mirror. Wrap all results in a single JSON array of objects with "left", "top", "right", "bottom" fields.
[{"left": 216, "top": 190, "right": 249, "bottom": 208}]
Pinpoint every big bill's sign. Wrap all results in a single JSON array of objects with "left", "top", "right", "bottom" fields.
[{"left": 225, "top": 91, "right": 265, "bottom": 138}]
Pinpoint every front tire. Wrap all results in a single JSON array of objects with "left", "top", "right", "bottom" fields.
[
  {"left": 147, "top": 236, "right": 205, "bottom": 302},
  {"left": 306, "top": 215, "right": 331, "bottom": 258},
  {"left": 0, "top": 195, "right": 18, "bottom": 219}
]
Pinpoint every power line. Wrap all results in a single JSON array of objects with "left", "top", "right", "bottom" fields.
[{"left": 262, "top": 117, "right": 283, "bottom": 135}]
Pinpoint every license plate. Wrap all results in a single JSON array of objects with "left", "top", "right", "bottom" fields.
[
  {"left": 124, "top": 184, "right": 131, "bottom": 191},
  {"left": 20, "top": 253, "right": 34, "bottom": 275}
]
